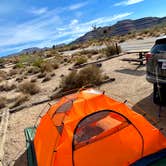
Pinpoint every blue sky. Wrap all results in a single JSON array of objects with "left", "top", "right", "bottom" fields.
[{"left": 0, "top": 0, "right": 166, "bottom": 57}]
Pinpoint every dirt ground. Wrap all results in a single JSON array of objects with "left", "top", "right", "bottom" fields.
[{"left": 2, "top": 53, "right": 166, "bottom": 165}]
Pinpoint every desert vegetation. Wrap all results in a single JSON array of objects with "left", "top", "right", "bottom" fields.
[
  {"left": 0, "top": 20, "right": 165, "bottom": 112},
  {"left": 0, "top": 96, "right": 7, "bottom": 109},
  {"left": 60, "top": 65, "right": 106, "bottom": 91},
  {"left": 10, "top": 94, "right": 29, "bottom": 108},
  {"left": 101, "top": 44, "right": 121, "bottom": 57},
  {"left": 18, "top": 81, "right": 40, "bottom": 95}
]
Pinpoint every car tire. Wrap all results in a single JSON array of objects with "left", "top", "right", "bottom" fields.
[
  {"left": 153, "top": 83, "right": 159, "bottom": 104},
  {"left": 153, "top": 84, "right": 166, "bottom": 105}
]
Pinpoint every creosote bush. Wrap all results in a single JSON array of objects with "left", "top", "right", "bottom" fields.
[
  {"left": 40, "top": 62, "right": 53, "bottom": 73},
  {"left": 102, "top": 44, "right": 121, "bottom": 57},
  {"left": 74, "top": 57, "right": 87, "bottom": 66},
  {"left": 40, "top": 61, "right": 59, "bottom": 73},
  {"left": 60, "top": 65, "right": 103, "bottom": 91},
  {"left": 18, "top": 81, "right": 40, "bottom": 95}
]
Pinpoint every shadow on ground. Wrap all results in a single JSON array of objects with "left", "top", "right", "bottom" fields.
[
  {"left": 132, "top": 93, "right": 166, "bottom": 135},
  {"left": 115, "top": 68, "right": 146, "bottom": 76},
  {"left": 14, "top": 150, "right": 27, "bottom": 166}
]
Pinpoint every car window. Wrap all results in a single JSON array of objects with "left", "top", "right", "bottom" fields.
[
  {"left": 73, "top": 110, "right": 130, "bottom": 150},
  {"left": 151, "top": 44, "right": 166, "bottom": 54}
]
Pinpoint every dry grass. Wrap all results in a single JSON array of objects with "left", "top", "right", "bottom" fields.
[
  {"left": 27, "top": 67, "right": 40, "bottom": 75},
  {"left": 0, "top": 70, "right": 7, "bottom": 81},
  {"left": 74, "top": 56, "right": 87, "bottom": 66},
  {"left": 40, "top": 61, "right": 59, "bottom": 73},
  {"left": 60, "top": 65, "right": 103, "bottom": 91},
  {"left": 37, "top": 72, "right": 47, "bottom": 79},
  {"left": 10, "top": 94, "right": 29, "bottom": 108},
  {"left": 15, "top": 76, "right": 24, "bottom": 83},
  {"left": 0, "top": 97, "right": 6, "bottom": 109},
  {"left": 8, "top": 69, "right": 19, "bottom": 76},
  {"left": 18, "top": 81, "right": 40, "bottom": 95},
  {"left": 40, "top": 62, "right": 53, "bottom": 73},
  {"left": 102, "top": 44, "right": 121, "bottom": 57},
  {"left": 30, "top": 77, "right": 37, "bottom": 83},
  {"left": 42, "top": 74, "right": 51, "bottom": 82},
  {"left": 0, "top": 83, "right": 16, "bottom": 92}
]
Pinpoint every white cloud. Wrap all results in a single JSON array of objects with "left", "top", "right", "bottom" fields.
[
  {"left": 0, "top": 11, "right": 133, "bottom": 56},
  {"left": 70, "top": 19, "right": 79, "bottom": 27},
  {"left": 68, "top": 2, "right": 88, "bottom": 10},
  {"left": 114, "top": 0, "right": 144, "bottom": 6},
  {"left": 30, "top": 7, "right": 48, "bottom": 15}
]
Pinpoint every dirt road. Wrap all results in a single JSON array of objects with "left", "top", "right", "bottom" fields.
[{"left": 62, "top": 37, "right": 156, "bottom": 56}]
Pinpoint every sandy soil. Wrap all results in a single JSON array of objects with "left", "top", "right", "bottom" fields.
[{"left": 1, "top": 53, "right": 166, "bottom": 165}]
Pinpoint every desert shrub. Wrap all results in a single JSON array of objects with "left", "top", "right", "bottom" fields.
[
  {"left": 15, "top": 76, "right": 23, "bottom": 83},
  {"left": 0, "top": 83, "right": 16, "bottom": 91},
  {"left": 63, "top": 58, "right": 68, "bottom": 63},
  {"left": 0, "top": 97, "right": 6, "bottom": 109},
  {"left": 27, "top": 67, "right": 40, "bottom": 75},
  {"left": 51, "top": 73, "right": 55, "bottom": 77},
  {"left": 32, "top": 56, "right": 44, "bottom": 68},
  {"left": 14, "top": 62, "right": 25, "bottom": 68},
  {"left": 18, "top": 81, "right": 40, "bottom": 95},
  {"left": 42, "top": 74, "right": 51, "bottom": 82},
  {"left": 0, "top": 70, "right": 7, "bottom": 81},
  {"left": 40, "top": 61, "right": 59, "bottom": 73},
  {"left": 74, "top": 57, "right": 87, "bottom": 66},
  {"left": 13, "top": 54, "right": 32, "bottom": 68},
  {"left": 0, "top": 58, "right": 5, "bottom": 64},
  {"left": 40, "top": 62, "right": 53, "bottom": 73},
  {"left": 102, "top": 44, "right": 121, "bottom": 57},
  {"left": 37, "top": 72, "right": 47, "bottom": 78},
  {"left": 60, "top": 65, "right": 103, "bottom": 91},
  {"left": 96, "top": 54, "right": 104, "bottom": 60},
  {"left": 0, "top": 58, "right": 5, "bottom": 68},
  {"left": 8, "top": 69, "right": 18, "bottom": 76},
  {"left": 52, "top": 62, "right": 59, "bottom": 69},
  {"left": 68, "top": 44, "right": 81, "bottom": 50},
  {"left": 31, "top": 77, "right": 37, "bottom": 83},
  {"left": 50, "top": 49, "right": 59, "bottom": 56},
  {"left": 11, "top": 94, "right": 29, "bottom": 108},
  {"left": 79, "top": 50, "right": 98, "bottom": 55}
]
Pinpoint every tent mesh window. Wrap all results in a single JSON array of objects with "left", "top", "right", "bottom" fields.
[{"left": 74, "top": 110, "right": 130, "bottom": 150}]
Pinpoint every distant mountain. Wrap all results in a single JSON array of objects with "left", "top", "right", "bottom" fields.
[
  {"left": 20, "top": 47, "right": 41, "bottom": 54},
  {"left": 72, "top": 17, "right": 166, "bottom": 44},
  {"left": 6, "top": 43, "right": 66, "bottom": 57}
]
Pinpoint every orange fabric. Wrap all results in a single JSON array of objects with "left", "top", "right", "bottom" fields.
[
  {"left": 74, "top": 125, "right": 143, "bottom": 166},
  {"left": 34, "top": 114, "right": 60, "bottom": 166},
  {"left": 33, "top": 89, "right": 166, "bottom": 166}
]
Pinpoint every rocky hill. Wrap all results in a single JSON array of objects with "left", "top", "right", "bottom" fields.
[{"left": 72, "top": 17, "right": 166, "bottom": 44}]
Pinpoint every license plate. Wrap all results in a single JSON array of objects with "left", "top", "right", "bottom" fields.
[{"left": 162, "top": 62, "right": 166, "bottom": 69}]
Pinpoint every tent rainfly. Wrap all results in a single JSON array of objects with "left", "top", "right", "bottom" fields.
[{"left": 25, "top": 89, "right": 166, "bottom": 166}]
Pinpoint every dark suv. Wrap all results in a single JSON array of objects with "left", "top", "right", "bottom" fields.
[{"left": 146, "top": 36, "right": 166, "bottom": 105}]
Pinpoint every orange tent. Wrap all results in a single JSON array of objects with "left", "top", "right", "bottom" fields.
[{"left": 28, "top": 89, "right": 166, "bottom": 166}]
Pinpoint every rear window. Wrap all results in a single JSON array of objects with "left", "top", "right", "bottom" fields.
[
  {"left": 151, "top": 43, "right": 166, "bottom": 54},
  {"left": 73, "top": 110, "right": 130, "bottom": 150}
]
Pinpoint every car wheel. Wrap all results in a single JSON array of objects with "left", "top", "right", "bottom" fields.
[
  {"left": 153, "top": 84, "right": 166, "bottom": 105},
  {"left": 153, "top": 84, "right": 159, "bottom": 104}
]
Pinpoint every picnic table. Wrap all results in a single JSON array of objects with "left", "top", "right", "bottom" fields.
[{"left": 122, "top": 49, "right": 150, "bottom": 65}]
